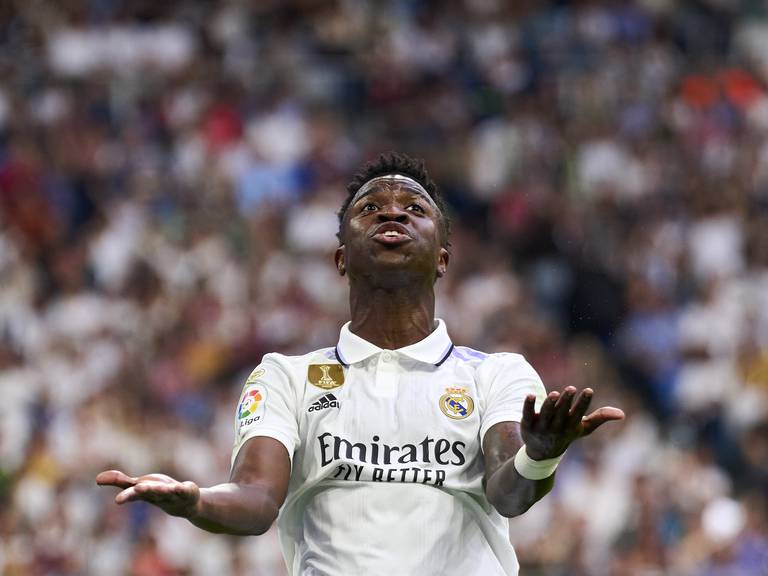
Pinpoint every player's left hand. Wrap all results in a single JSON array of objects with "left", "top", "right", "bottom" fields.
[
  {"left": 96, "top": 470, "right": 200, "bottom": 518},
  {"left": 521, "top": 386, "right": 624, "bottom": 461}
]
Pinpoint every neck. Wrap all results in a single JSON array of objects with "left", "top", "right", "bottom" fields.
[{"left": 348, "top": 281, "right": 436, "bottom": 349}]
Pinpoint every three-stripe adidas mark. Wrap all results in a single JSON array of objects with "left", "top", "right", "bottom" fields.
[{"left": 308, "top": 393, "right": 340, "bottom": 413}]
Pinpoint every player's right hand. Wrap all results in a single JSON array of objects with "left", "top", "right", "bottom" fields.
[
  {"left": 96, "top": 470, "right": 200, "bottom": 519},
  {"left": 520, "top": 387, "right": 624, "bottom": 461}
]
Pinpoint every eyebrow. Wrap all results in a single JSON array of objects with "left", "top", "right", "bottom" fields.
[
  {"left": 350, "top": 174, "right": 440, "bottom": 211},
  {"left": 352, "top": 185, "right": 434, "bottom": 207}
]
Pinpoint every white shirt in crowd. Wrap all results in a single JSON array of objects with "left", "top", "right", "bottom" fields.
[{"left": 232, "top": 319, "right": 547, "bottom": 576}]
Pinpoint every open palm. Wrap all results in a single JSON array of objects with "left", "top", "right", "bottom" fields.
[
  {"left": 521, "top": 386, "right": 625, "bottom": 461},
  {"left": 96, "top": 470, "right": 200, "bottom": 518}
]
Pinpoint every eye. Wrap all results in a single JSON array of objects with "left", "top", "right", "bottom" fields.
[
  {"left": 407, "top": 203, "right": 425, "bottom": 213},
  {"left": 361, "top": 202, "right": 378, "bottom": 212}
]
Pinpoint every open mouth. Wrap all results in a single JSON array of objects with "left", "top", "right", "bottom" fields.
[{"left": 371, "top": 224, "right": 412, "bottom": 245}]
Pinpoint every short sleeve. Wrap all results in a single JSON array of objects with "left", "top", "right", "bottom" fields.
[
  {"left": 231, "top": 354, "right": 300, "bottom": 469},
  {"left": 478, "top": 354, "right": 548, "bottom": 444}
]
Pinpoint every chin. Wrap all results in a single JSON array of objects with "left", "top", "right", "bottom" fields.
[
  {"left": 365, "top": 255, "right": 434, "bottom": 283},
  {"left": 369, "top": 250, "right": 415, "bottom": 269}
]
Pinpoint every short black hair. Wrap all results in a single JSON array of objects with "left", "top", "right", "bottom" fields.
[{"left": 337, "top": 151, "right": 451, "bottom": 246}]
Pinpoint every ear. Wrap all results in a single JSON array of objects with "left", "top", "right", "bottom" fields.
[
  {"left": 334, "top": 246, "right": 346, "bottom": 276},
  {"left": 436, "top": 247, "right": 450, "bottom": 278}
]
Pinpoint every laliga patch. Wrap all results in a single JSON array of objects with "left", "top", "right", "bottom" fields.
[
  {"left": 245, "top": 367, "right": 266, "bottom": 385},
  {"left": 308, "top": 364, "right": 344, "bottom": 390},
  {"left": 439, "top": 387, "right": 474, "bottom": 420},
  {"left": 238, "top": 387, "right": 267, "bottom": 427}
]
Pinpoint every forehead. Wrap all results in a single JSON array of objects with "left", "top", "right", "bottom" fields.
[{"left": 353, "top": 180, "right": 427, "bottom": 202}]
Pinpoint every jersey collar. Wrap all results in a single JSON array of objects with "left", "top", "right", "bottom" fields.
[{"left": 335, "top": 319, "right": 454, "bottom": 367}]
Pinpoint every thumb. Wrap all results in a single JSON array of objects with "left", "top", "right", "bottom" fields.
[
  {"left": 96, "top": 470, "right": 137, "bottom": 489},
  {"left": 581, "top": 407, "right": 625, "bottom": 436}
]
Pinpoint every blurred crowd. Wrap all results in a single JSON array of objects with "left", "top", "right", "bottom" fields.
[{"left": 1, "top": 0, "right": 767, "bottom": 574}]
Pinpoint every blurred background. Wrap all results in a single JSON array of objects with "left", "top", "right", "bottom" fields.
[{"left": 1, "top": 0, "right": 767, "bottom": 574}]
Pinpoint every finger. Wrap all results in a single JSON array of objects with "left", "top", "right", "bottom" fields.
[
  {"left": 116, "top": 481, "right": 179, "bottom": 505},
  {"left": 567, "top": 388, "right": 593, "bottom": 429},
  {"left": 521, "top": 395, "right": 536, "bottom": 432},
  {"left": 536, "top": 391, "right": 560, "bottom": 430},
  {"left": 97, "top": 470, "right": 137, "bottom": 489},
  {"left": 550, "top": 387, "right": 577, "bottom": 431},
  {"left": 135, "top": 473, "right": 176, "bottom": 484},
  {"left": 581, "top": 407, "right": 626, "bottom": 436},
  {"left": 115, "top": 486, "right": 139, "bottom": 504},
  {"left": 135, "top": 481, "right": 182, "bottom": 499}
]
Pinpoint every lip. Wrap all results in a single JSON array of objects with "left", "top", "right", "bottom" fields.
[{"left": 370, "top": 222, "right": 413, "bottom": 245}]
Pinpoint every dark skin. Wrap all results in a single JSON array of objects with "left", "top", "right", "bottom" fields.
[
  {"left": 97, "top": 178, "right": 624, "bottom": 532},
  {"left": 335, "top": 181, "right": 450, "bottom": 348}
]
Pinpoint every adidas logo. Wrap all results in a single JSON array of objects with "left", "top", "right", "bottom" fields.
[{"left": 308, "top": 393, "right": 340, "bottom": 413}]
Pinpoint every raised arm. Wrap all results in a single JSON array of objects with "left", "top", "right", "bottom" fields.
[
  {"left": 483, "top": 386, "right": 624, "bottom": 518},
  {"left": 96, "top": 436, "right": 291, "bottom": 536}
]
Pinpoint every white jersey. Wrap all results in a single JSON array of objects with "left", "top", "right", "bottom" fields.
[{"left": 232, "top": 319, "right": 546, "bottom": 576}]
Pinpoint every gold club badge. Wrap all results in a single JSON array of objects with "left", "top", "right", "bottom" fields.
[
  {"left": 308, "top": 364, "right": 345, "bottom": 390},
  {"left": 439, "top": 387, "right": 474, "bottom": 420}
]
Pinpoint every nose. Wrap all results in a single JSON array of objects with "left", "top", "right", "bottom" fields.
[{"left": 376, "top": 203, "right": 408, "bottom": 222}]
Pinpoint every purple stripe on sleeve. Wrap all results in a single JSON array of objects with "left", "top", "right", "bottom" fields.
[
  {"left": 451, "top": 348, "right": 469, "bottom": 361},
  {"left": 451, "top": 346, "right": 489, "bottom": 363},
  {"left": 456, "top": 346, "right": 488, "bottom": 360}
]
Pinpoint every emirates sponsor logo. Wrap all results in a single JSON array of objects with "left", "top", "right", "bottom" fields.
[
  {"left": 317, "top": 433, "right": 466, "bottom": 467},
  {"left": 317, "top": 433, "right": 467, "bottom": 487}
]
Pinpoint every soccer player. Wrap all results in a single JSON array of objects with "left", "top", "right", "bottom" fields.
[{"left": 97, "top": 152, "right": 624, "bottom": 575}]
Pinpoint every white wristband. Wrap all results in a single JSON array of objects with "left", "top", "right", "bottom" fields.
[{"left": 513, "top": 445, "right": 563, "bottom": 480}]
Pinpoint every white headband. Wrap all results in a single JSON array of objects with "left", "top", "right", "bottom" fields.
[{"left": 350, "top": 174, "right": 439, "bottom": 210}]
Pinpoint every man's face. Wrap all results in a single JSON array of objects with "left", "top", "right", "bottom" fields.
[{"left": 335, "top": 181, "right": 449, "bottom": 284}]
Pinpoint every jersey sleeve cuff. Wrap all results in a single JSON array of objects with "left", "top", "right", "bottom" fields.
[{"left": 231, "top": 428, "right": 297, "bottom": 470}]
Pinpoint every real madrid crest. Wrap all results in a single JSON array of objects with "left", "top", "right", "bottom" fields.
[
  {"left": 308, "top": 364, "right": 345, "bottom": 390},
  {"left": 439, "top": 387, "right": 474, "bottom": 420}
]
